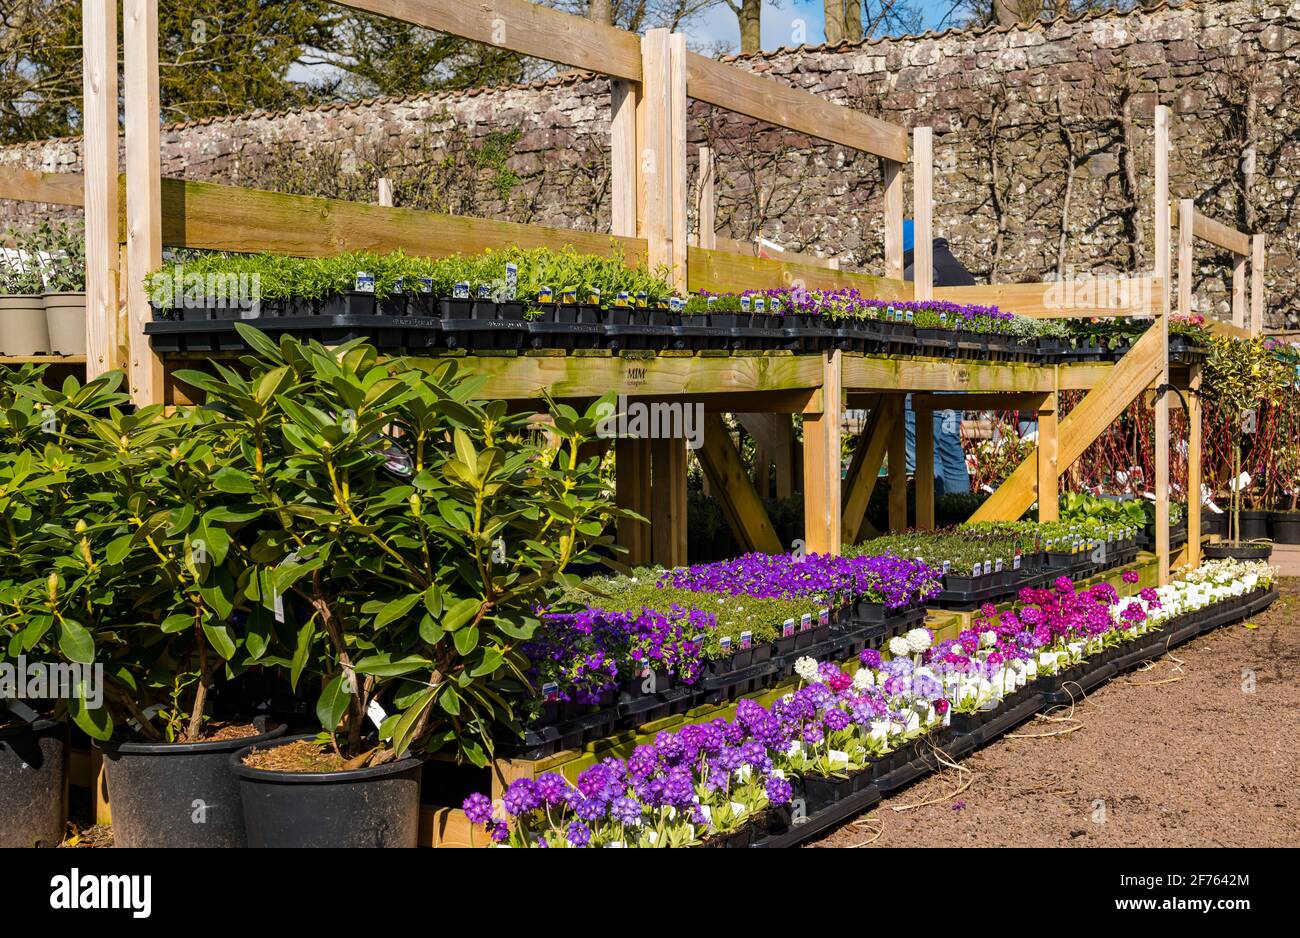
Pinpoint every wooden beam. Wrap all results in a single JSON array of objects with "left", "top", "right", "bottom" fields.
[
  {"left": 931, "top": 277, "right": 1162, "bottom": 319},
  {"left": 912, "top": 127, "right": 933, "bottom": 300},
  {"left": 970, "top": 323, "right": 1166, "bottom": 523},
  {"left": 615, "top": 437, "right": 653, "bottom": 565},
  {"left": 803, "top": 351, "right": 843, "bottom": 555},
  {"left": 1177, "top": 199, "right": 1193, "bottom": 320},
  {"left": 883, "top": 159, "right": 904, "bottom": 281},
  {"left": 1154, "top": 104, "right": 1171, "bottom": 586},
  {"left": 1036, "top": 394, "right": 1059, "bottom": 522},
  {"left": 683, "top": 51, "right": 908, "bottom": 162},
  {"left": 1187, "top": 364, "right": 1203, "bottom": 568},
  {"left": 910, "top": 392, "right": 1051, "bottom": 412},
  {"left": 1190, "top": 209, "right": 1251, "bottom": 256},
  {"left": 697, "top": 414, "right": 782, "bottom": 554},
  {"left": 915, "top": 406, "right": 935, "bottom": 530},
  {"left": 1231, "top": 253, "right": 1247, "bottom": 329},
  {"left": 0, "top": 168, "right": 84, "bottom": 206},
  {"left": 737, "top": 414, "right": 793, "bottom": 498},
  {"left": 650, "top": 437, "right": 687, "bottom": 566},
  {"left": 1250, "top": 234, "right": 1265, "bottom": 336},
  {"left": 610, "top": 79, "right": 639, "bottom": 239},
  {"left": 695, "top": 145, "right": 715, "bottom": 249},
  {"left": 842, "top": 355, "right": 1053, "bottom": 393},
  {"left": 376, "top": 177, "right": 393, "bottom": 207},
  {"left": 124, "top": 0, "right": 163, "bottom": 406},
  {"left": 841, "top": 396, "right": 898, "bottom": 545},
  {"left": 81, "top": 0, "right": 118, "bottom": 379},
  {"left": 147, "top": 177, "right": 648, "bottom": 262},
  {"left": 687, "top": 246, "right": 911, "bottom": 298},
  {"left": 333, "top": 0, "right": 642, "bottom": 80},
  {"left": 887, "top": 395, "right": 908, "bottom": 533}
]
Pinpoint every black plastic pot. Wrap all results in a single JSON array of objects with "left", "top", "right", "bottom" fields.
[
  {"left": 1201, "top": 510, "right": 1226, "bottom": 540},
  {"left": 799, "top": 772, "right": 854, "bottom": 815},
  {"left": 0, "top": 717, "right": 67, "bottom": 848},
  {"left": 1203, "top": 542, "right": 1273, "bottom": 562},
  {"left": 1237, "top": 510, "right": 1271, "bottom": 542},
  {"left": 1268, "top": 511, "right": 1300, "bottom": 545},
  {"left": 99, "top": 717, "right": 285, "bottom": 848},
  {"left": 232, "top": 734, "right": 422, "bottom": 847}
]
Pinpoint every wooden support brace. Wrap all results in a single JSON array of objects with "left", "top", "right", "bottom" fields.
[
  {"left": 1037, "top": 394, "right": 1059, "bottom": 523},
  {"left": 615, "top": 437, "right": 653, "bottom": 565},
  {"left": 841, "top": 396, "right": 898, "bottom": 545},
  {"left": 802, "top": 351, "right": 843, "bottom": 555},
  {"left": 650, "top": 437, "right": 688, "bottom": 567},
  {"left": 697, "top": 414, "right": 782, "bottom": 554}
]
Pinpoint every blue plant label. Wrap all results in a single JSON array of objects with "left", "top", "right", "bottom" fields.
[
  {"left": 616, "top": 290, "right": 630, "bottom": 308},
  {"left": 972, "top": 562, "right": 981, "bottom": 577},
  {"left": 740, "top": 295, "right": 751, "bottom": 312},
  {"left": 770, "top": 298, "right": 780, "bottom": 315},
  {"left": 392, "top": 277, "right": 405, "bottom": 295},
  {"left": 939, "top": 312, "right": 948, "bottom": 325},
  {"left": 905, "top": 310, "right": 914, "bottom": 323},
  {"left": 943, "top": 560, "right": 951, "bottom": 575},
  {"left": 476, "top": 284, "right": 491, "bottom": 300},
  {"left": 818, "top": 607, "right": 829, "bottom": 627},
  {"left": 800, "top": 612, "right": 812, "bottom": 632},
  {"left": 453, "top": 281, "right": 470, "bottom": 299},
  {"left": 542, "top": 681, "right": 559, "bottom": 702},
  {"left": 995, "top": 558, "right": 1004, "bottom": 573},
  {"left": 538, "top": 286, "right": 554, "bottom": 303},
  {"left": 782, "top": 618, "right": 796, "bottom": 638},
  {"left": 355, "top": 272, "right": 375, "bottom": 293},
  {"left": 720, "top": 635, "right": 732, "bottom": 654},
  {"left": 419, "top": 277, "right": 433, "bottom": 294},
  {"left": 755, "top": 296, "right": 766, "bottom": 314},
  {"left": 587, "top": 287, "right": 601, "bottom": 305},
  {"left": 504, "top": 263, "right": 518, "bottom": 300},
  {"left": 982, "top": 560, "right": 992, "bottom": 576},
  {"left": 739, "top": 631, "right": 752, "bottom": 650},
  {"left": 635, "top": 290, "right": 648, "bottom": 309},
  {"left": 1013, "top": 550, "right": 1021, "bottom": 570},
  {"left": 707, "top": 295, "right": 717, "bottom": 308}
]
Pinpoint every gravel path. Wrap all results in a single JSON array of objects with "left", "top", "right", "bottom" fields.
[{"left": 809, "top": 581, "right": 1300, "bottom": 848}]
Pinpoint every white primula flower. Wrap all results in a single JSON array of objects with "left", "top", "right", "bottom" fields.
[
  {"left": 980, "top": 630, "right": 997, "bottom": 648},
  {"left": 888, "top": 635, "right": 911, "bottom": 657},
  {"left": 794, "top": 656, "right": 820, "bottom": 683},
  {"left": 853, "top": 667, "right": 875, "bottom": 691},
  {"left": 905, "top": 628, "right": 932, "bottom": 653}
]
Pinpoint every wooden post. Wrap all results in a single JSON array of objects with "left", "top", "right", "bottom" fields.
[
  {"left": 667, "top": 33, "right": 688, "bottom": 291},
  {"left": 615, "top": 437, "right": 653, "bottom": 565},
  {"left": 639, "top": 30, "right": 687, "bottom": 293},
  {"left": 883, "top": 158, "right": 904, "bottom": 281},
  {"left": 1231, "top": 253, "right": 1247, "bottom": 329},
  {"left": 610, "top": 79, "right": 639, "bottom": 239},
  {"left": 1037, "top": 393, "right": 1059, "bottom": 522},
  {"left": 912, "top": 127, "right": 933, "bottom": 300},
  {"left": 803, "top": 351, "right": 843, "bottom": 555},
  {"left": 124, "top": 0, "right": 163, "bottom": 406},
  {"left": 376, "top": 177, "right": 393, "bottom": 207},
  {"left": 696, "top": 145, "right": 716, "bottom": 249},
  {"left": 915, "top": 406, "right": 935, "bottom": 530},
  {"left": 81, "top": 0, "right": 119, "bottom": 379},
  {"left": 1153, "top": 104, "right": 1172, "bottom": 585},
  {"left": 887, "top": 395, "right": 907, "bottom": 532},
  {"left": 650, "top": 437, "right": 688, "bottom": 566},
  {"left": 1250, "top": 234, "right": 1265, "bottom": 336},
  {"left": 1177, "top": 199, "right": 1193, "bottom": 319},
  {"left": 1187, "top": 364, "right": 1203, "bottom": 568}
]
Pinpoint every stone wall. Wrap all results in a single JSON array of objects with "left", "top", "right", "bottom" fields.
[{"left": 4, "top": 0, "right": 1298, "bottom": 328}]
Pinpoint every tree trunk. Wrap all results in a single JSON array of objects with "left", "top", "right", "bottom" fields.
[
  {"left": 823, "top": 1, "right": 863, "bottom": 44},
  {"left": 588, "top": 0, "right": 613, "bottom": 26},
  {"left": 738, "top": 0, "right": 761, "bottom": 55},
  {"left": 993, "top": 0, "right": 1028, "bottom": 26}
]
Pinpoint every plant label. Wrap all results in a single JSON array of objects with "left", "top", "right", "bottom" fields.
[
  {"left": 942, "top": 560, "right": 951, "bottom": 575},
  {"left": 818, "top": 607, "right": 830, "bottom": 627},
  {"left": 755, "top": 296, "right": 766, "bottom": 314},
  {"left": 720, "top": 635, "right": 732, "bottom": 654},
  {"left": 476, "top": 284, "right": 491, "bottom": 300},
  {"left": 1013, "top": 550, "right": 1021, "bottom": 570},
  {"left": 562, "top": 287, "right": 577, "bottom": 305},
  {"left": 800, "top": 613, "right": 812, "bottom": 632},
  {"left": 453, "top": 281, "right": 470, "bottom": 299},
  {"left": 392, "top": 278, "right": 404, "bottom": 295},
  {"left": 739, "top": 631, "right": 752, "bottom": 650},
  {"left": 707, "top": 295, "right": 716, "bottom": 308},
  {"left": 419, "top": 277, "right": 433, "bottom": 294},
  {"left": 982, "top": 560, "right": 992, "bottom": 576},
  {"left": 538, "top": 286, "right": 554, "bottom": 304},
  {"left": 365, "top": 699, "right": 387, "bottom": 729},
  {"left": 355, "top": 272, "right": 375, "bottom": 293},
  {"left": 542, "top": 681, "right": 559, "bottom": 702},
  {"left": 972, "top": 562, "right": 981, "bottom": 577},
  {"left": 995, "top": 558, "right": 1004, "bottom": 573},
  {"left": 587, "top": 287, "right": 601, "bottom": 306},
  {"left": 505, "top": 263, "right": 517, "bottom": 300},
  {"left": 616, "top": 290, "right": 629, "bottom": 308},
  {"left": 782, "top": 618, "right": 796, "bottom": 638},
  {"left": 635, "top": 290, "right": 648, "bottom": 309},
  {"left": 740, "top": 294, "right": 751, "bottom": 312}
]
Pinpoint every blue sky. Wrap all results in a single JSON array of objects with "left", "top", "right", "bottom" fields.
[{"left": 691, "top": 1, "right": 960, "bottom": 53}]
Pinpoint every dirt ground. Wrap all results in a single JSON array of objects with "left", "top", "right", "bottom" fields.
[{"left": 810, "top": 580, "right": 1300, "bottom": 848}]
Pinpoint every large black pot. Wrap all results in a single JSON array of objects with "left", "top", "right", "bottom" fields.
[
  {"left": 232, "top": 734, "right": 422, "bottom": 847},
  {"left": 1203, "top": 542, "right": 1273, "bottom": 562},
  {"left": 99, "top": 717, "right": 285, "bottom": 848},
  {"left": 1268, "top": 511, "right": 1300, "bottom": 545},
  {"left": 1200, "top": 510, "right": 1226, "bottom": 541},
  {"left": 0, "top": 717, "right": 67, "bottom": 847},
  {"left": 1237, "top": 510, "right": 1271, "bottom": 542}
]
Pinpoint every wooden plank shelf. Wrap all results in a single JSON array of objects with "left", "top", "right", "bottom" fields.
[{"left": 0, "top": 355, "right": 88, "bottom": 365}]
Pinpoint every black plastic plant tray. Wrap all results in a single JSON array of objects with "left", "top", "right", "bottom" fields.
[
  {"left": 729, "top": 316, "right": 786, "bottom": 350},
  {"left": 968, "top": 691, "right": 1045, "bottom": 747},
  {"left": 440, "top": 302, "right": 528, "bottom": 350},
  {"left": 782, "top": 315, "right": 831, "bottom": 353},
  {"left": 526, "top": 320, "right": 606, "bottom": 350},
  {"left": 698, "top": 658, "right": 779, "bottom": 695},
  {"left": 1041, "top": 659, "right": 1117, "bottom": 705},
  {"left": 672, "top": 321, "right": 731, "bottom": 351},
  {"left": 144, "top": 315, "right": 431, "bottom": 353},
  {"left": 751, "top": 783, "right": 882, "bottom": 849},
  {"left": 914, "top": 327, "right": 956, "bottom": 356}
]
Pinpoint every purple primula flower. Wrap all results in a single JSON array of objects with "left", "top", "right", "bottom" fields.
[
  {"left": 765, "top": 776, "right": 794, "bottom": 805},
  {"left": 502, "top": 778, "right": 541, "bottom": 816},
  {"left": 567, "top": 821, "right": 592, "bottom": 847},
  {"left": 462, "top": 792, "right": 493, "bottom": 825}
]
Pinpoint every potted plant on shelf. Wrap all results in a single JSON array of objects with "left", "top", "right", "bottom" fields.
[
  {"left": 4, "top": 367, "right": 288, "bottom": 847},
  {"left": 0, "top": 228, "right": 51, "bottom": 356},
  {"left": 183, "top": 325, "right": 626, "bottom": 847},
  {"left": 1267, "top": 435, "right": 1300, "bottom": 545},
  {"left": 1201, "top": 335, "right": 1289, "bottom": 561},
  {"left": 31, "top": 221, "right": 87, "bottom": 356}
]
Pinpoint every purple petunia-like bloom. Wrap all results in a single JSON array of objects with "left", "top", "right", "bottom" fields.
[{"left": 462, "top": 792, "right": 493, "bottom": 825}]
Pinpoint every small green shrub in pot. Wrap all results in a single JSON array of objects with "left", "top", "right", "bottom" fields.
[
  {"left": 182, "top": 325, "right": 628, "bottom": 846},
  {"left": 0, "top": 229, "right": 50, "bottom": 356},
  {"left": 30, "top": 221, "right": 88, "bottom": 356}
]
